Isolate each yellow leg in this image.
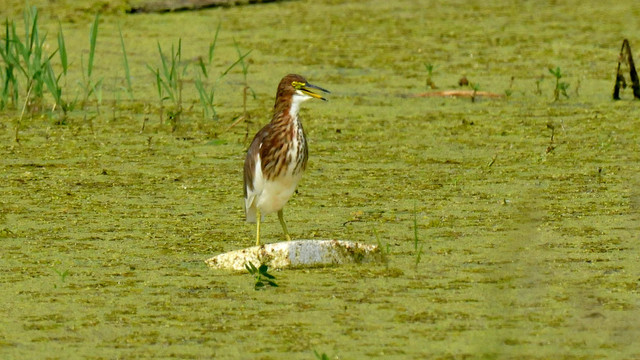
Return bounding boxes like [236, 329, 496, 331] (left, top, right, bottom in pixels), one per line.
[256, 209, 261, 246]
[278, 209, 292, 241]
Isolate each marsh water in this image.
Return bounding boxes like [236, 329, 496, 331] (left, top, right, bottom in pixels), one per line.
[1, 0, 640, 358]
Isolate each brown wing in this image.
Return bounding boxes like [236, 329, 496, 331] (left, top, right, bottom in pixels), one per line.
[243, 123, 270, 197]
[259, 112, 295, 181]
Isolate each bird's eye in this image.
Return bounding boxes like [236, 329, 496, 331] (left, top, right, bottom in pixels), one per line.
[291, 81, 304, 89]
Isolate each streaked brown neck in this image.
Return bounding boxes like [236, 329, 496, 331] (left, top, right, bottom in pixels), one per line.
[272, 95, 296, 125]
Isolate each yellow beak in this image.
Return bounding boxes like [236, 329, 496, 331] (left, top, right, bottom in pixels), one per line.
[301, 83, 330, 101]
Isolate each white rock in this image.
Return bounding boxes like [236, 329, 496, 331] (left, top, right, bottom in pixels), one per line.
[205, 240, 382, 271]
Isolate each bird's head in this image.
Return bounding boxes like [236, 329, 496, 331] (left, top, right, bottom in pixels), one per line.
[276, 74, 330, 104]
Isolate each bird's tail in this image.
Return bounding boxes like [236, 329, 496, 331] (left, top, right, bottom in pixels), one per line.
[245, 206, 257, 223]
[244, 196, 257, 223]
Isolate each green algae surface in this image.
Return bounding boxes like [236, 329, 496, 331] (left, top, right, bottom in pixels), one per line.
[1, 0, 640, 359]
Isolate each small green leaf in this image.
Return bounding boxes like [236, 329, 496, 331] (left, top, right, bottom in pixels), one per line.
[245, 261, 258, 274]
[261, 271, 276, 280]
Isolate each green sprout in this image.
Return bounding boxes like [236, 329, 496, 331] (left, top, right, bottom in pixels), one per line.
[245, 261, 278, 290]
[53, 268, 69, 288]
[424, 62, 437, 89]
[548, 66, 569, 101]
[471, 82, 480, 103]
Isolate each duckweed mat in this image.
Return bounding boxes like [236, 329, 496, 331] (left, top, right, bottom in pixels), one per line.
[1, 0, 640, 359]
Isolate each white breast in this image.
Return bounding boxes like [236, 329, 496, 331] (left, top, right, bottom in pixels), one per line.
[245, 93, 308, 221]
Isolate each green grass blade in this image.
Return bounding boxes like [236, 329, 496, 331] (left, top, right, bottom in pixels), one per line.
[195, 77, 211, 117]
[2, 19, 8, 55]
[57, 22, 67, 75]
[2, 22, 19, 106]
[413, 201, 418, 251]
[157, 42, 170, 81]
[93, 78, 103, 104]
[221, 49, 252, 76]
[415, 243, 424, 268]
[154, 69, 162, 99]
[261, 271, 276, 280]
[0, 65, 7, 109]
[198, 57, 208, 78]
[159, 77, 175, 102]
[168, 43, 176, 84]
[11, 21, 29, 78]
[0, 21, 11, 63]
[233, 39, 249, 74]
[146, 65, 163, 99]
[173, 39, 183, 82]
[1, 45, 18, 106]
[172, 40, 181, 84]
[177, 37, 182, 62]
[208, 22, 221, 64]
[32, 10, 39, 53]
[26, 7, 41, 89]
[44, 62, 61, 105]
[118, 24, 133, 99]
[23, 6, 33, 50]
[46, 47, 59, 64]
[87, 13, 99, 78]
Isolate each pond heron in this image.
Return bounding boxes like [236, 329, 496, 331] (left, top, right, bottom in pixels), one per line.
[243, 74, 330, 245]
